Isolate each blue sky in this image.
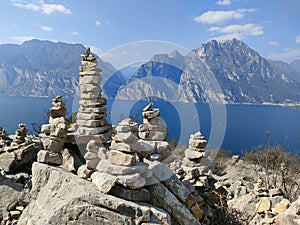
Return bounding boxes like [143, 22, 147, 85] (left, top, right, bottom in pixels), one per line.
[0, 0, 300, 63]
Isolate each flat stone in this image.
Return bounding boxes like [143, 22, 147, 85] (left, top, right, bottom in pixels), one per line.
[91, 171, 117, 194]
[50, 107, 66, 118]
[77, 126, 109, 136]
[81, 92, 101, 100]
[117, 173, 146, 189]
[132, 140, 156, 158]
[184, 149, 205, 160]
[75, 132, 111, 144]
[96, 160, 148, 175]
[109, 184, 150, 202]
[79, 75, 101, 85]
[256, 197, 271, 214]
[189, 139, 208, 149]
[80, 84, 101, 93]
[42, 138, 64, 153]
[116, 132, 138, 143]
[76, 112, 104, 120]
[273, 198, 290, 215]
[37, 150, 63, 165]
[138, 123, 167, 132]
[10, 210, 21, 220]
[269, 188, 284, 197]
[76, 119, 103, 127]
[109, 150, 136, 166]
[138, 131, 168, 141]
[79, 98, 107, 107]
[111, 142, 133, 153]
[84, 151, 98, 160]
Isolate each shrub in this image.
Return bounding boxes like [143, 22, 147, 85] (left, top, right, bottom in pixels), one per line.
[243, 145, 300, 201]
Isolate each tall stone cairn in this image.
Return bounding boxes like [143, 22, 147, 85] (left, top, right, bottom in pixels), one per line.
[137, 102, 171, 161]
[76, 47, 111, 144]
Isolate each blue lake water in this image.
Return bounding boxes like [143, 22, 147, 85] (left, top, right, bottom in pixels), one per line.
[0, 96, 299, 154]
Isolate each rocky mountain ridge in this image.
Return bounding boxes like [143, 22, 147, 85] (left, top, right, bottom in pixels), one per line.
[118, 39, 300, 104]
[0, 39, 126, 98]
[0, 39, 300, 105]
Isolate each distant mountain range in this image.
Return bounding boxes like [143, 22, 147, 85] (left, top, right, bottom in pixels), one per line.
[0, 39, 125, 98]
[0, 39, 300, 105]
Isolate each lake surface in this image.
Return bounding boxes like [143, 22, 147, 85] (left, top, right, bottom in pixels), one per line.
[0, 96, 299, 154]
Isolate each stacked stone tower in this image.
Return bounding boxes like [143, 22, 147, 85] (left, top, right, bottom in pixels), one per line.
[137, 102, 171, 161]
[178, 131, 210, 187]
[38, 96, 68, 165]
[76, 47, 111, 145]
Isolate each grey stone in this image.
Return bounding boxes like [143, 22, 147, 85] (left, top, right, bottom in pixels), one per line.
[109, 150, 136, 166]
[84, 151, 98, 160]
[86, 140, 104, 153]
[109, 184, 151, 202]
[91, 171, 117, 194]
[77, 164, 94, 179]
[146, 182, 201, 225]
[86, 157, 100, 170]
[132, 140, 156, 157]
[117, 173, 146, 189]
[111, 142, 133, 153]
[96, 159, 149, 175]
[0, 178, 23, 215]
[142, 109, 160, 120]
[37, 150, 63, 165]
[18, 162, 152, 225]
[184, 149, 205, 160]
[138, 131, 168, 141]
[146, 160, 175, 183]
[0, 143, 41, 173]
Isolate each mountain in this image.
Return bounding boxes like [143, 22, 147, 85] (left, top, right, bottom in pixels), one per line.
[0, 39, 126, 98]
[117, 39, 300, 104]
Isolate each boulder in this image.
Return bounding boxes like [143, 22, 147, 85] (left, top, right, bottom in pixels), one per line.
[18, 162, 170, 225]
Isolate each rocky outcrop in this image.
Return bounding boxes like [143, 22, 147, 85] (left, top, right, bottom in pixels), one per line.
[18, 162, 173, 225]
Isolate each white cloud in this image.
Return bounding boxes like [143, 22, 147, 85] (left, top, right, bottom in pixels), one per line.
[95, 19, 101, 26]
[209, 23, 263, 41]
[296, 34, 300, 44]
[216, 0, 231, 6]
[11, 0, 71, 15]
[71, 31, 80, 36]
[269, 41, 280, 46]
[41, 25, 53, 32]
[210, 33, 243, 42]
[268, 49, 300, 61]
[10, 35, 37, 44]
[194, 8, 256, 24]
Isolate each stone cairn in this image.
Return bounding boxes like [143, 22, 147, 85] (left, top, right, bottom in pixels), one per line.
[90, 118, 151, 192]
[176, 131, 210, 188]
[38, 96, 68, 165]
[75, 47, 112, 177]
[11, 124, 28, 147]
[0, 127, 12, 148]
[75, 47, 111, 143]
[137, 102, 171, 161]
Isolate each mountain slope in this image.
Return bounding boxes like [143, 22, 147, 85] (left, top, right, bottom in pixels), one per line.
[0, 39, 126, 98]
[117, 39, 300, 104]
